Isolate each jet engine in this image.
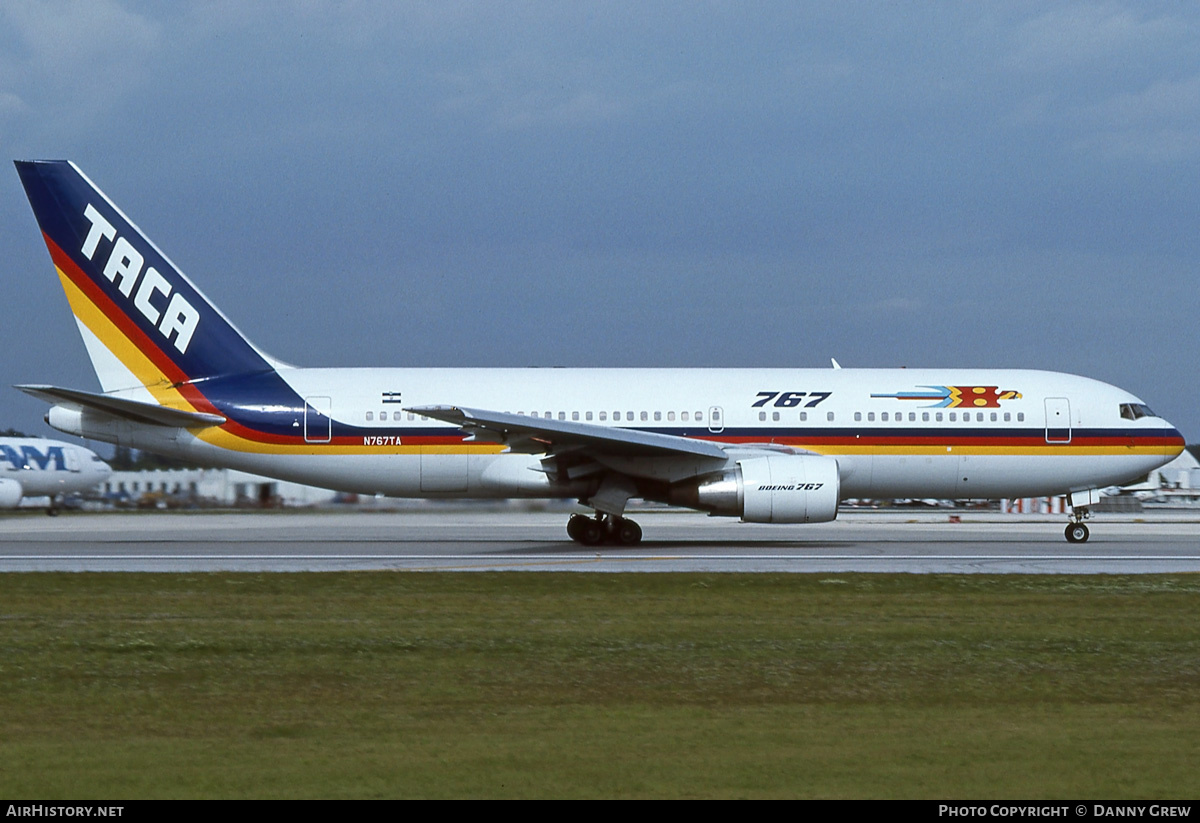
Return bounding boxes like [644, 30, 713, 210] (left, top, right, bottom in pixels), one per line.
[669, 454, 840, 523]
[0, 479, 24, 509]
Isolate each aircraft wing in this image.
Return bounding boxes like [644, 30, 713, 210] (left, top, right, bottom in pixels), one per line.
[408, 405, 727, 459]
[15, 384, 226, 428]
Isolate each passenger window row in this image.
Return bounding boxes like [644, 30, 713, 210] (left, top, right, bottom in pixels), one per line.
[365, 408, 1028, 425]
[852, 411, 1025, 423]
[363, 410, 711, 423]
[516, 410, 705, 422]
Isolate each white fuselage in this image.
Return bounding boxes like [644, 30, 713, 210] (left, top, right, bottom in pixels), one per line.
[60, 366, 1182, 505]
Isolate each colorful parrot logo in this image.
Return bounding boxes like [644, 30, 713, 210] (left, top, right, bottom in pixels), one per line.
[870, 386, 1022, 408]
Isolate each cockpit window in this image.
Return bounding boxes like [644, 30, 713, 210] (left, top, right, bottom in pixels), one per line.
[1119, 403, 1156, 420]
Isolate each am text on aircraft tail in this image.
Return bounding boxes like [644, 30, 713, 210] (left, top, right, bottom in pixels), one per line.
[14, 160, 282, 394]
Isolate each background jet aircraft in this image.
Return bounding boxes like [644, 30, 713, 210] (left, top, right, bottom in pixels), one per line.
[0, 436, 111, 514]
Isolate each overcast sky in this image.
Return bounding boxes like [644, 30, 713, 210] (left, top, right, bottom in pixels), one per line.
[2, 1, 1198, 442]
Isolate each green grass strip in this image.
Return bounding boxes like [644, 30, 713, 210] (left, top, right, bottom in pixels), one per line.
[0, 573, 1198, 798]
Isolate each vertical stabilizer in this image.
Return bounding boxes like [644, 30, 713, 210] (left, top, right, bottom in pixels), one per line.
[15, 160, 283, 393]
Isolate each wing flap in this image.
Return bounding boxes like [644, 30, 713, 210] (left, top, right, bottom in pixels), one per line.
[408, 405, 727, 460]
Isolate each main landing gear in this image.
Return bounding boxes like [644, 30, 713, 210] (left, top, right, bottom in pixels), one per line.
[1065, 506, 1091, 543]
[567, 513, 643, 546]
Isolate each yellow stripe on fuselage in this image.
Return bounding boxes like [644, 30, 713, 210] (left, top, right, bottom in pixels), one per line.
[189, 440, 1180, 458]
[54, 267, 1184, 460]
[807, 444, 1182, 457]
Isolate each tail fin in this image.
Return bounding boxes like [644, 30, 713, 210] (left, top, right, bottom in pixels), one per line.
[15, 161, 284, 394]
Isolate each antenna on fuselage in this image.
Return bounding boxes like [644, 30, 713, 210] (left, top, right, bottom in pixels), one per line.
[831, 358, 842, 369]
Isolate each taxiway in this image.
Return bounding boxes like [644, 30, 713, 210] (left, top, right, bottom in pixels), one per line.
[0, 509, 1197, 573]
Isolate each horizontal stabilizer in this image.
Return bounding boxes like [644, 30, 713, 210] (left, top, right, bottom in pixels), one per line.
[15, 384, 226, 428]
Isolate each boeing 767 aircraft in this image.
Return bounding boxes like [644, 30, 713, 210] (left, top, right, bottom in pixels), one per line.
[13, 160, 1185, 543]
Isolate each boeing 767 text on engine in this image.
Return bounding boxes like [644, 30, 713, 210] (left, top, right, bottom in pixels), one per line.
[13, 161, 1184, 543]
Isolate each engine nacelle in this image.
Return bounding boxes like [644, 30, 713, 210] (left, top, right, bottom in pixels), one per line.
[46, 405, 85, 438]
[0, 478, 25, 509]
[673, 454, 841, 523]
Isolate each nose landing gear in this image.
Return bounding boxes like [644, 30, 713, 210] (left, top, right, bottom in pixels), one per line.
[1065, 503, 1091, 543]
[567, 513, 643, 546]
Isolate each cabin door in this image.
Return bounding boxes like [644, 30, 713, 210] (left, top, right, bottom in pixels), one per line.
[305, 396, 332, 443]
[708, 406, 724, 434]
[1044, 398, 1071, 443]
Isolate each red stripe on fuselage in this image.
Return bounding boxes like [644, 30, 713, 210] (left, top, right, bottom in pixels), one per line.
[715, 433, 1183, 448]
[40, 233, 1187, 454]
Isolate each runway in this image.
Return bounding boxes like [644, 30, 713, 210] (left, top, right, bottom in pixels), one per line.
[1, 508, 1198, 572]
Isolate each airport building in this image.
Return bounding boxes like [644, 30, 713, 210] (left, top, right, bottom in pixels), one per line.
[100, 468, 339, 508]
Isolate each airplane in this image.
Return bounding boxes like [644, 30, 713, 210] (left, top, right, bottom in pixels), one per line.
[0, 435, 112, 514]
[12, 160, 1186, 544]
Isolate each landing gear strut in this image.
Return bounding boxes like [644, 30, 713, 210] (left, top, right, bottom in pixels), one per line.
[567, 513, 643, 546]
[1065, 506, 1091, 543]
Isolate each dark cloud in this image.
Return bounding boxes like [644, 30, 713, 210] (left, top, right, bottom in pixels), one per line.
[2, 2, 1197, 439]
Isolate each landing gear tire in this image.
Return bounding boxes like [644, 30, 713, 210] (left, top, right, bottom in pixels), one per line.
[577, 519, 605, 546]
[1065, 522, 1090, 543]
[613, 517, 642, 546]
[566, 514, 590, 542]
[568, 514, 642, 546]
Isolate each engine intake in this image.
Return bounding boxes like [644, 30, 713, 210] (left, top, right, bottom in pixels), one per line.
[0, 478, 24, 509]
[671, 454, 840, 523]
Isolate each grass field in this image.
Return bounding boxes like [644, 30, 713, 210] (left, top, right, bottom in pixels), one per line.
[1, 572, 1198, 798]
